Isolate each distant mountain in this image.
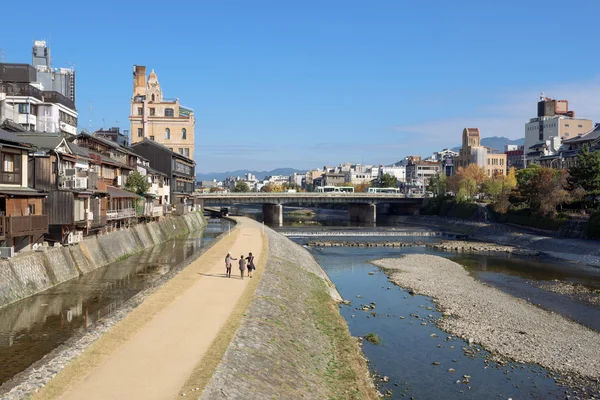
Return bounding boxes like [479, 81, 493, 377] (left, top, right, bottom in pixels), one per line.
[451, 136, 525, 153]
[196, 168, 304, 182]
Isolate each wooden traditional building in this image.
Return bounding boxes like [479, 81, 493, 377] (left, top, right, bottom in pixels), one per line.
[130, 138, 195, 209]
[18, 133, 107, 243]
[0, 129, 49, 252]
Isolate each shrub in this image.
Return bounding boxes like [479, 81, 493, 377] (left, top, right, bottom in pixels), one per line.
[585, 210, 600, 239]
[364, 332, 381, 345]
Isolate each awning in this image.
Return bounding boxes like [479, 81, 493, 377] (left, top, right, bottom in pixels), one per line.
[107, 186, 139, 198]
[0, 188, 48, 198]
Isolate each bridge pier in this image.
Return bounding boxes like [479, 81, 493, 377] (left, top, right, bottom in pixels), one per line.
[348, 203, 376, 224]
[262, 203, 283, 226]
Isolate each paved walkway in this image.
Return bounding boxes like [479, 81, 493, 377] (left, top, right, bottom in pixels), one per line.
[34, 218, 265, 400]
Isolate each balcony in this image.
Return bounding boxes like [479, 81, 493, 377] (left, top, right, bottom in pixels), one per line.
[106, 208, 136, 220]
[0, 215, 49, 239]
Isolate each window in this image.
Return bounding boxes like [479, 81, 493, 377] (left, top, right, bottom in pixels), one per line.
[178, 148, 184, 155]
[28, 204, 35, 215]
[578, 124, 583, 128]
[137, 107, 143, 116]
[150, 135, 155, 141]
[165, 108, 174, 117]
[182, 128, 187, 139]
[150, 108, 155, 116]
[565, 124, 569, 127]
[1, 152, 22, 184]
[165, 128, 170, 139]
[151, 94, 155, 102]
[184, 148, 190, 157]
[18, 104, 29, 114]
[137, 128, 143, 137]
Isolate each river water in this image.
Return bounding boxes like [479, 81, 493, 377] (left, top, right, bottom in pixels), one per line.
[0, 218, 226, 386]
[283, 227, 600, 399]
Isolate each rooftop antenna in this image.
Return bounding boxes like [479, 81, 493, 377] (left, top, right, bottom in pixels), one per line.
[0, 49, 6, 63]
[540, 92, 545, 101]
[89, 100, 93, 132]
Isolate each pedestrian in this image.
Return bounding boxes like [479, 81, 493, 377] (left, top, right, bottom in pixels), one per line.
[225, 252, 237, 278]
[246, 252, 255, 278]
[238, 255, 247, 280]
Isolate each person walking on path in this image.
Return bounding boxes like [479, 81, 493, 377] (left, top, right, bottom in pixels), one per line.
[225, 252, 237, 278]
[246, 252, 255, 278]
[238, 255, 247, 280]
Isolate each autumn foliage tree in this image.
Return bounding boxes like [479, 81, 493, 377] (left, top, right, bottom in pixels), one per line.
[517, 166, 571, 217]
[447, 164, 486, 201]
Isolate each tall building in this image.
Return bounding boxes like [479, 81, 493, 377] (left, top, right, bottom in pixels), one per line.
[129, 66, 195, 160]
[0, 41, 78, 135]
[524, 96, 592, 157]
[456, 128, 507, 176]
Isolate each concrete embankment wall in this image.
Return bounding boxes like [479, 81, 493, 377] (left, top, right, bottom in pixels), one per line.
[200, 226, 376, 399]
[0, 213, 205, 309]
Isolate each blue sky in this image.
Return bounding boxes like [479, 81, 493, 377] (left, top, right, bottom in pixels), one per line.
[3, 0, 600, 173]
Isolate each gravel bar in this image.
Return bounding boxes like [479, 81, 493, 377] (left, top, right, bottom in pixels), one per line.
[373, 254, 600, 379]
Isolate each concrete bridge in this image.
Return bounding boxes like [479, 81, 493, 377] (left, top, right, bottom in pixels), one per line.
[194, 193, 427, 225]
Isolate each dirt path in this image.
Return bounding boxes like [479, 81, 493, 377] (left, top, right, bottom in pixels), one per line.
[33, 217, 265, 400]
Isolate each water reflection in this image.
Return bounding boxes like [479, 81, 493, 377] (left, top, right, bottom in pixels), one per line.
[0, 218, 225, 385]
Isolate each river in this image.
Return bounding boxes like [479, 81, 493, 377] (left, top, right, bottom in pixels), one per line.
[285, 227, 600, 399]
[0, 218, 226, 386]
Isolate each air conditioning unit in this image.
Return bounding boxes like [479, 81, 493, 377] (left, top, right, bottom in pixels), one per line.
[0, 247, 15, 259]
[66, 232, 74, 245]
[73, 231, 84, 243]
[74, 177, 87, 189]
[65, 168, 76, 176]
[65, 180, 75, 189]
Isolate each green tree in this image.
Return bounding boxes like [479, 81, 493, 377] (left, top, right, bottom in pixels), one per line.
[568, 145, 600, 204]
[376, 173, 397, 188]
[427, 174, 446, 197]
[125, 171, 151, 195]
[232, 181, 250, 192]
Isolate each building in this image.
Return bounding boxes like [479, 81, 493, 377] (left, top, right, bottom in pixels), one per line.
[524, 96, 592, 160]
[93, 127, 129, 147]
[405, 156, 441, 192]
[19, 132, 107, 241]
[456, 128, 507, 177]
[377, 165, 406, 183]
[0, 129, 49, 251]
[540, 124, 600, 170]
[129, 66, 195, 160]
[505, 145, 524, 170]
[130, 138, 196, 207]
[0, 41, 78, 136]
[31, 41, 76, 103]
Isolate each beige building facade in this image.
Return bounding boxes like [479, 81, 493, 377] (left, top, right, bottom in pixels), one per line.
[456, 128, 507, 177]
[129, 66, 195, 159]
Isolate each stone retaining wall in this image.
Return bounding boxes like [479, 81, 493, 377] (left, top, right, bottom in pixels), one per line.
[0, 213, 205, 309]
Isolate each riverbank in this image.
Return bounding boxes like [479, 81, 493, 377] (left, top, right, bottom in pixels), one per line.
[199, 225, 377, 400]
[0, 213, 205, 309]
[390, 215, 600, 267]
[373, 254, 600, 395]
[0, 218, 222, 399]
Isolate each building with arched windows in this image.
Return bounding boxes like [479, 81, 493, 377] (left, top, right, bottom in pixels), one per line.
[129, 65, 195, 160]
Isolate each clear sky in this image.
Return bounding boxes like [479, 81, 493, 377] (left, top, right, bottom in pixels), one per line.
[3, 0, 600, 173]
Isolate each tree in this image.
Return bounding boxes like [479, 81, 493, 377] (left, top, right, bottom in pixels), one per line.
[232, 181, 250, 192]
[427, 174, 446, 197]
[354, 182, 371, 193]
[125, 171, 151, 195]
[376, 173, 397, 188]
[450, 165, 486, 201]
[519, 167, 571, 217]
[568, 145, 600, 206]
[209, 186, 224, 193]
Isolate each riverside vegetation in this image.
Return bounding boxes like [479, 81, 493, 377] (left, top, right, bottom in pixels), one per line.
[425, 146, 600, 237]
